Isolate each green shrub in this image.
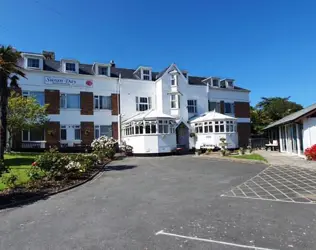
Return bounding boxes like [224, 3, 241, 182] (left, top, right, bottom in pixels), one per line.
[34, 148, 70, 178]
[2, 174, 18, 189]
[91, 136, 117, 162]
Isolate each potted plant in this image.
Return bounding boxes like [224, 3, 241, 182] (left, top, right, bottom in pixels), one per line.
[219, 137, 228, 157]
[247, 145, 253, 154]
[239, 147, 245, 155]
[84, 129, 90, 135]
[47, 129, 55, 136]
[189, 132, 196, 138]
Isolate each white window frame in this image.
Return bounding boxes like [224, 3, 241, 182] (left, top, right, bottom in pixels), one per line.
[142, 69, 152, 80]
[226, 80, 234, 88]
[60, 93, 80, 109]
[27, 58, 40, 69]
[94, 95, 112, 110]
[171, 74, 177, 86]
[94, 125, 112, 138]
[98, 66, 109, 76]
[22, 91, 45, 106]
[136, 96, 152, 111]
[60, 125, 67, 141]
[212, 79, 219, 88]
[170, 94, 180, 109]
[187, 100, 197, 113]
[60, 125, 81, 141]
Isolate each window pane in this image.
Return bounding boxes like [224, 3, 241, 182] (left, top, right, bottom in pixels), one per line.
[225, 103, 232, 113]
[158, 125, 163, 133]
[139, 104, 148, 111]
[220, 125, 225, 132]
[75, 128, 81, 140]
[99, 67, 108, 75]
[209, 102, 216, 111]
[27, 58, 39, 68]
[151, 124, 156, 133]
[100, 96, 111, 109]
[67, 94, 80, 108]
[94, 96, 99, 109]
[145, 125, 150, 134]
[61, 129, 67, 140]
[60, 94, 66, 108]
[213, 80, 219, 87]
[95, 127, 100, 139]
[143, 75, 150, 80]
[215, 125, 219, 132]
[140, 97, 147, 103]
[205, 126, 209, 133]
[30, 128, 44, 141]
[100, 125, 112, 137]
[30, 91, 44, 106]
[66, 63, 76, 71]
[22, 130, 28, 141]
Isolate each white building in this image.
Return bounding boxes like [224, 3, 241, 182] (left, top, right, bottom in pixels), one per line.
[265, 103, 316, 157]
[12, 50, 251, 154]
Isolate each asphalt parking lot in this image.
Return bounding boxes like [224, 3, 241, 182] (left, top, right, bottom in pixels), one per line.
[1, 156, 316, 250]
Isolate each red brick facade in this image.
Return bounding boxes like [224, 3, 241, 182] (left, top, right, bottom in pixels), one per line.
[80, 92, 94, 115]
[45, 121, 60, 148]
[45, 89, 60, 114]
[111, 94, 120, 115]
[112, 122, 118, 139]
[80, 122, 94, 146]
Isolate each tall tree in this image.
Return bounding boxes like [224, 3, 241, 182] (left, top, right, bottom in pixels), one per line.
[251, 97, 303, 135]
[7, 93, 49, 151]
[256, 97, 303, 121]
[0, 46, 25, 161]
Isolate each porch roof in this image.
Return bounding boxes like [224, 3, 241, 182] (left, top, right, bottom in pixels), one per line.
[189, 110, 237, 123]
[122, 109, 175, 123]
[265, 103, 316, 130]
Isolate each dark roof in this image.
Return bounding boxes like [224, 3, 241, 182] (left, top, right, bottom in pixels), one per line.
[42, 59, 248, 90]
[265, 103, 316, 129]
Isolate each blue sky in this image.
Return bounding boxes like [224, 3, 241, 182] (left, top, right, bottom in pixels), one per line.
[1, 0, 315, 107]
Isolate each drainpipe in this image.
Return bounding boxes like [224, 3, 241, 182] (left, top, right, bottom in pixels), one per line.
[117, 73, 121, 144]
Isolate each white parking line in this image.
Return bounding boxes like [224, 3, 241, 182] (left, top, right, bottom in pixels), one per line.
[156, 230, 278, 250]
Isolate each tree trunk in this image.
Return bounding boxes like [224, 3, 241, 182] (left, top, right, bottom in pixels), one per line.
[0, 73, 8, 160]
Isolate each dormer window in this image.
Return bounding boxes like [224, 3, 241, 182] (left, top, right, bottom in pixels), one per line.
[27, 58, 40, 69]
[98, 66, 109, 76]
[142, 69, 151, 80]
[220, 80, 226, 88]
[212, 79, 219, 87]
[66, 62, 76, 72]
[227, 80, 234, 88]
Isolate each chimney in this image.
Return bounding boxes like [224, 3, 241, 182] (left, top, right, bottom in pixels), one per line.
[43, 51, 55, 60]
[110, 60, 115, 68]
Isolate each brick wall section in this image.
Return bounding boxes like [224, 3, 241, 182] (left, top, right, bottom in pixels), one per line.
[234, 102, 250, 118]
[80, 92, 94, 115]
[81, 122, 94, 146]
[111, 94, 120, 115]
[220, 101, 225, 114]
[237, 123, 251, 147]
[45, 89, 60, 114]
[45, 121, 60, 148]
[112, 122, 118, 139]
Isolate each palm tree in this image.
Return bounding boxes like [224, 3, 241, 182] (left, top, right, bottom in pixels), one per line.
[0, 46, 25, 160]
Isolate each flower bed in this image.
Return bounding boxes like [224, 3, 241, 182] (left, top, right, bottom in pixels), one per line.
[0, 136, 118, 209]
[305, 144, 316, 161]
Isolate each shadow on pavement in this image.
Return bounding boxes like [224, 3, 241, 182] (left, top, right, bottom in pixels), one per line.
[104, 165, 137, 171]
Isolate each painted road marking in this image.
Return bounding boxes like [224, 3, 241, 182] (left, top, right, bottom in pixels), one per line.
[156, 230, 278, 250]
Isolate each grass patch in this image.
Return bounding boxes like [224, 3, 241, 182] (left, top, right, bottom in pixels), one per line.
[0, 153, 39, 191]
[230, 153, 267, 162]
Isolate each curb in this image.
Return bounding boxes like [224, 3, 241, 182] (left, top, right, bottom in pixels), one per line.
[195, 155, 269, 165]
[0, 160, 111, 211]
